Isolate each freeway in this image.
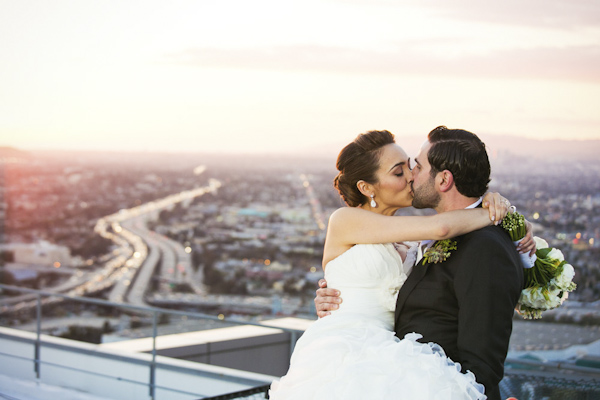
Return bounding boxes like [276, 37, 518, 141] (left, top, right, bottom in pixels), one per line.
[102, 178, 220, 305]
[0, 177, 221, 315]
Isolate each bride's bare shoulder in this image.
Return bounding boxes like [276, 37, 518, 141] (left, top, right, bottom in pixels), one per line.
[329, 207, 380, 231]
[327, 207, 355, 231]
[329, 207, 368, 221]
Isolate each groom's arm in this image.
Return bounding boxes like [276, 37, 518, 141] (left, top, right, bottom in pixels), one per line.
[314, 279, 342, 317]
[454, 228, 523, 394]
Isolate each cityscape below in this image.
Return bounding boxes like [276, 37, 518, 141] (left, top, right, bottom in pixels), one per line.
[0, 144, 600, 398]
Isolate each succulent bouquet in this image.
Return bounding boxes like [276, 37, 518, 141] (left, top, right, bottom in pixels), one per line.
[502, 211, 577, 319]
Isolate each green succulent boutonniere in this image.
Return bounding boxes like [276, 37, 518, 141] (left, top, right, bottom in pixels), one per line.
[423, 239, 458, 264]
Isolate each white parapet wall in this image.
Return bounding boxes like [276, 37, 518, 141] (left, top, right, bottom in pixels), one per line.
[0, 326, 277, 400]
[100, 317, 315, 377]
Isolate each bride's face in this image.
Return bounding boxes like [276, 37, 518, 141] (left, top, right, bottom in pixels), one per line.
[371, 144, 413, 210]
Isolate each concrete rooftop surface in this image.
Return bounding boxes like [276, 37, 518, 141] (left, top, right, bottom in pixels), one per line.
[0, 373, 110, 400]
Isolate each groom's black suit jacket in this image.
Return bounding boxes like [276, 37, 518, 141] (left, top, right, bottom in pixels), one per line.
[394, 224, 523, 400]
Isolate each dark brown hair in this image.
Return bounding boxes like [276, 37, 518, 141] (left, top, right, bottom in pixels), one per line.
[427, 126, 490, 197]
[334, 130, 395, 207]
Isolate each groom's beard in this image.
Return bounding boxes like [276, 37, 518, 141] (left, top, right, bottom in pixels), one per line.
[411, 176, 440, 210]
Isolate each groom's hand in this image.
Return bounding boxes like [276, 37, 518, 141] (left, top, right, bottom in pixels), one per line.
[314, 279, 342, 318]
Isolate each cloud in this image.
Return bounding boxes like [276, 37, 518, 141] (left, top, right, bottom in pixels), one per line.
[430, 45, 600, 82]
[428, 0, 600, 29]
[165, 43, 600, 82]
[331, 0, 600, 29]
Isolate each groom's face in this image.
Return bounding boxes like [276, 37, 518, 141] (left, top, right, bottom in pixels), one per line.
[411, 141, 440, 210]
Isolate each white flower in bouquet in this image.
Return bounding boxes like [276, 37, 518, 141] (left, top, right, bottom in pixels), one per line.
[533, 236, 549, 249]
[520, 287, 561, 309]
[546, 288, 563, 309]
[520, 288, 546, 308]
[547, 247, 565, 263]
[551, 263, 576, 291]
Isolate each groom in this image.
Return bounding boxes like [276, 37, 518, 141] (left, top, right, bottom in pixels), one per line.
[315, 126, 523, 400]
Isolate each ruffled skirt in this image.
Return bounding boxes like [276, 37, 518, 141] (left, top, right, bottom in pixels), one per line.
[269, 313, 486, 400]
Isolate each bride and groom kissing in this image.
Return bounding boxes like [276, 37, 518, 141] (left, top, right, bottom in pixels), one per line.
[269, 126, 533, 399]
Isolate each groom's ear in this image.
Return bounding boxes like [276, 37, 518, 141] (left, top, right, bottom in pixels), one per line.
[437, 170, 455, 193]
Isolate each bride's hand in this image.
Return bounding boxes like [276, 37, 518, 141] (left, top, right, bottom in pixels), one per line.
[315, 279, 342, 318]
[482, 192, 510, 225]
[517, 219, 536, 256]
[483, 193, 536, 255]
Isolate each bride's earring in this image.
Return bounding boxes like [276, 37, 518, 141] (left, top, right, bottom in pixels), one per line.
[370, 194, 377, 208]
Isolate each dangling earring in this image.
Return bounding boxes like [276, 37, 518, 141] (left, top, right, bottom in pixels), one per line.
[370, 194, 377, 208]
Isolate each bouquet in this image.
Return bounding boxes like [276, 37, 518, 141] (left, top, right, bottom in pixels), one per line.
[516, 237, 577, 319]
[501, 211, 536, 268]
[502, 211, 577, 319]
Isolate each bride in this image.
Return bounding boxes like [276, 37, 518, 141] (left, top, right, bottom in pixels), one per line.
[269, 130, 526, 400]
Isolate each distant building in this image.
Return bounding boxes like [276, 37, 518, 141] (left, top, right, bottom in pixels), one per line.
[0, 241, 72, 268]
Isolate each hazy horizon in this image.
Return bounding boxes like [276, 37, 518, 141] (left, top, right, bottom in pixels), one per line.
[4, 132, 599, 165]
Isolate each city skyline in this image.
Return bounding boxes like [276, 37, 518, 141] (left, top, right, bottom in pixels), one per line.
[1, 0, 599, 154]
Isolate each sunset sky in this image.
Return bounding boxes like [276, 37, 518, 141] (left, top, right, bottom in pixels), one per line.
[1, 0, 599, 155]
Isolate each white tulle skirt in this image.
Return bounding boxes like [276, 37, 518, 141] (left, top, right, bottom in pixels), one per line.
[269, 312, 486, 400]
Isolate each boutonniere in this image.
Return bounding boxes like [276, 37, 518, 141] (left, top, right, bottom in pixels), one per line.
[423, 239, 457, 264]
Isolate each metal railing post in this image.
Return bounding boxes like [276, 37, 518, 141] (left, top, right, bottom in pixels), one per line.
[150, 310, 158, 399]
[34, 293, 42, 379]
[207, 341, 211, 365]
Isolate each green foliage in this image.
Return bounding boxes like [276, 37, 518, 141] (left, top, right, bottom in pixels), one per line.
[501, 211, 527, 241]
[423, 239, 457, 264]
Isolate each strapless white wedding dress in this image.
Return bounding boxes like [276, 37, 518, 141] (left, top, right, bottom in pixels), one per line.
[269, 243, 486, 400]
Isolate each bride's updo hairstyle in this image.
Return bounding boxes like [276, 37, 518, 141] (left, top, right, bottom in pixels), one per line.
[334, 130, 395, 207]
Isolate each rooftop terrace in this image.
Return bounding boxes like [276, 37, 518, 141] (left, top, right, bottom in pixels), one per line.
[2, 285, 600, 400]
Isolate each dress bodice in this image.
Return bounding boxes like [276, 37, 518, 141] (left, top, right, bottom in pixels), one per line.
[324, 243, 409, 319]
